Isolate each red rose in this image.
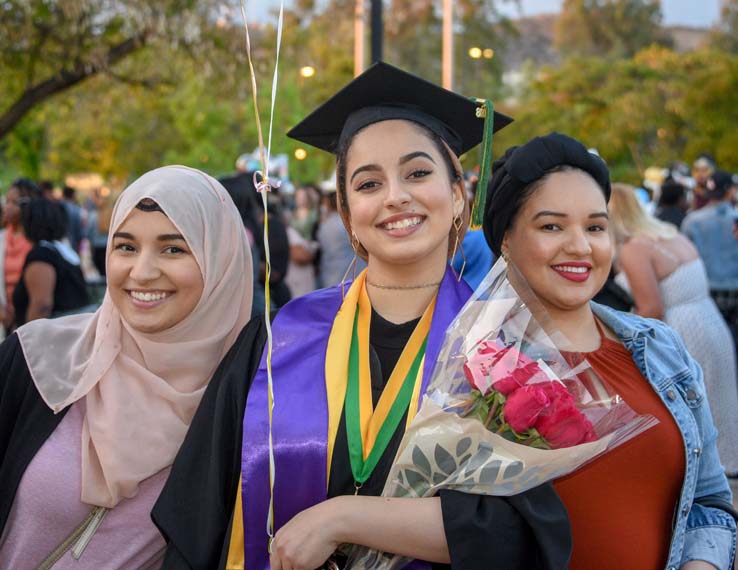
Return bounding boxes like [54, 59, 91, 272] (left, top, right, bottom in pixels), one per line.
[538, 381, 575, 407]
[503, 385, 550, 432]
[510, 360, 544, 386]
[535, 399, 597, 449]
[464, 339, 547, 396]
[492, 375, 525, 396]
[463, 341, 512, 394]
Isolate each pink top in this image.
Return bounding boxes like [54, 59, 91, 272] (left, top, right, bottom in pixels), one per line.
[0, 401, 170, 569]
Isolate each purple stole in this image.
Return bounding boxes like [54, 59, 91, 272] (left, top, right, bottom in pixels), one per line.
[242, 268, 472, 569]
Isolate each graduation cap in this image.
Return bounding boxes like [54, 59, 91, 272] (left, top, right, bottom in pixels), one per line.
[287, 62, 513, 227]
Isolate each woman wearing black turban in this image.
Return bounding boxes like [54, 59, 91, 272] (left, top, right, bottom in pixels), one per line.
[482, 132, 737, 570]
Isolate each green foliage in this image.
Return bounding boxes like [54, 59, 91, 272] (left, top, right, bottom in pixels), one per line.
[709, 0, 738, 54]
[555, 0, 672, 59]
[500, 47, 738, 183]
[1, 0, 736, 193]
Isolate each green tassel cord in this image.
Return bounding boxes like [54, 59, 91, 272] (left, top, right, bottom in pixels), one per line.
[470, 98, 494, 230]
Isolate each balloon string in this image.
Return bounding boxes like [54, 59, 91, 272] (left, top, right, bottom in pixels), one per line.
[239, 0, 285, 550]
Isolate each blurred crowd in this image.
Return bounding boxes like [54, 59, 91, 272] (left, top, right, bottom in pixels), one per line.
[2, 152, 737, 350]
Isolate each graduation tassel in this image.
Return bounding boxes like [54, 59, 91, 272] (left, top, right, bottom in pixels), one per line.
[470, 98, 494, 230]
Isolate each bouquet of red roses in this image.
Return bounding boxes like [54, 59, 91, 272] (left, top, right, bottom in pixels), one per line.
[345, 259, 658, 569]
[462, 339, 597, 450]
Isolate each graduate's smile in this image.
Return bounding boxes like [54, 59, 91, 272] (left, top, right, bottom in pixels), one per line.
[377, 213, 426, 237]
[108, 206, 203, 334]
[126, 289, 175, 309]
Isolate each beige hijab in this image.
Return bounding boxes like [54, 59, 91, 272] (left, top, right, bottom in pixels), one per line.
[17, 166, 253, 508]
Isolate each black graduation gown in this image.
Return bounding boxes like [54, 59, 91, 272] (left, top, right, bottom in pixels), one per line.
[152, 315, 572, 570]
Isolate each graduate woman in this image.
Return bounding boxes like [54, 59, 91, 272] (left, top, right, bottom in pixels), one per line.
[153, 64, 572, 570]
[481, 133, 737, 570]
[0, 166, 252, 568]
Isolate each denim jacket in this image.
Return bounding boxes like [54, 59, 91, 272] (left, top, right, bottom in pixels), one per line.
[593, 302, 737, 569]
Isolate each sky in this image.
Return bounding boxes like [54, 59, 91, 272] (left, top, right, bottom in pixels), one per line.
[252, 0, 721, 28]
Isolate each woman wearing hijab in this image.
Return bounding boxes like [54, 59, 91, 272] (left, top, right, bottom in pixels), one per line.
[0, 166, 252, 569]
[153, 63, 571, 570]
[482, 132, 736, 570]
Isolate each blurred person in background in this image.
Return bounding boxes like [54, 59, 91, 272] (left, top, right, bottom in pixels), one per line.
[222, 153, 292, 311]
[256, 189, 291, 309]
[683, 170, 738, 351]
[1, 178, 37, 330]
[682, 170, 738, 290]
[691, 154, 716, 211]
[654, 177, 689, 229]
[38, 180, 55, 201]
[285, 224, 318, 299]
[609, 182, 738, 475]
[316, 180, 366, 287]
[12, 197, 90, 326]
[86, 189, 113, 277]
[219, 170, 264, 316]
[290, 185, 320, 241]
[451, 177, 494, 290]
[61, 185, 84, 253]
[637, 166, 667, 216]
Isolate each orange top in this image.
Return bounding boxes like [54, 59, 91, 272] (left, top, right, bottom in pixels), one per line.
[554, 323, 685, 570]
[4, 226, 32, 307]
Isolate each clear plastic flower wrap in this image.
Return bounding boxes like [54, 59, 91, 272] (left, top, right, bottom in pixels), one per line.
[344, 259, 659, 569]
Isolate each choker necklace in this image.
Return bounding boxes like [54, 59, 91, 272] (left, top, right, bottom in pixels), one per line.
[366, 279, 442, 290]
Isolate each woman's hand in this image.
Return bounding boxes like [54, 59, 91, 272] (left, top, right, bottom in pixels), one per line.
[270, 495, 449, 569]
[269, 498, 343, 570]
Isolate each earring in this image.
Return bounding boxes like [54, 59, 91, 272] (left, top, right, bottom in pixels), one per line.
[501, 248, 510, 264]
[341, 233, 360, 299]
[451, 215, 466, 283]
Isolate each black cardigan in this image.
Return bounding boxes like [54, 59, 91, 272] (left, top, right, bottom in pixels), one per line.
[0, 334, 70, 532]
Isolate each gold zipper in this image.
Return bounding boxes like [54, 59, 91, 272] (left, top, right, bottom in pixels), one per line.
[37, 506, 108, 569]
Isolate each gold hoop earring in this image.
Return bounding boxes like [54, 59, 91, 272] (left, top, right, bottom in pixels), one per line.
[341, 233, 360, 299]
[451, 215, 466, 283]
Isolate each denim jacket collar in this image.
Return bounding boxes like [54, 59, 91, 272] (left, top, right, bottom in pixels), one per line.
[590, 301, 656, 342]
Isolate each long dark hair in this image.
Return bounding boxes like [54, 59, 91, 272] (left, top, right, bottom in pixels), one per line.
[21, 197, 67, 244]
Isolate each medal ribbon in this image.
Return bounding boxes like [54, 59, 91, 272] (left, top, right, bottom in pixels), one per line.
[346, 281, 436, 486]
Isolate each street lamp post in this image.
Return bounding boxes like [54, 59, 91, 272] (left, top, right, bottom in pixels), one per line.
[354, 0, 365, 76]
[442, 0, 453, 89]
[370, 0, 382, 64]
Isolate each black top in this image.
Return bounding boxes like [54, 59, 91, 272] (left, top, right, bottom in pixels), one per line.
[152, 315, 572, 570]
[12, 243, 89, 326]
[655, 206, 687, 230]
[328, 309, 421, 499]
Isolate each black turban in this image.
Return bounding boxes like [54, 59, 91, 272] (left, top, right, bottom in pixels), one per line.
[482, 132, 611, 256]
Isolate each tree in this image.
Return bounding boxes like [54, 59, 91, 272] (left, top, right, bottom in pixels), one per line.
[383, 0, 514, 95]
[709, 0, 738, 54]
[499, 47, 738, 182]
[0, 0, 226, 141]
[554, 0, 672, 59]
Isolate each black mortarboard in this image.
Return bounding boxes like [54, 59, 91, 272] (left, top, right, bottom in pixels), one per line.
[287, 62, 511, 156]
[287, 61, 513, 227]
